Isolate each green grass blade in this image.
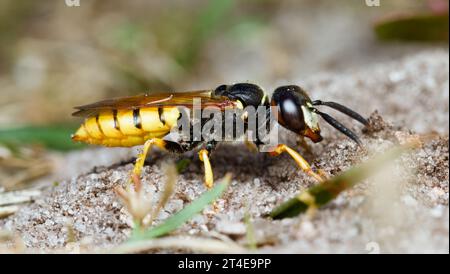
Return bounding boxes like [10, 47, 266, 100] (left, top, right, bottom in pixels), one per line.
[131, 174, 230, 240]
[270, 145, 413, 219]
[0, 124, 84, 151]
[374, 13, 449, 41]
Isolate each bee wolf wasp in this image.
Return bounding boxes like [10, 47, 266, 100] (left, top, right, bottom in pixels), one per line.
[72, 83, 368, 188]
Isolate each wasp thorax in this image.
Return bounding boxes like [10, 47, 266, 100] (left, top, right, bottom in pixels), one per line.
[213, 83, 266, 108]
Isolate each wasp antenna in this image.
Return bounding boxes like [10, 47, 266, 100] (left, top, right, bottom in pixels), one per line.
[315, 110, 363, 146]
[312, 100, 368, 126]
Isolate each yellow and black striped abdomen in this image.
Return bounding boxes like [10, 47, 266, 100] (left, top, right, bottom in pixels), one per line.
[72, 107, 180, 147]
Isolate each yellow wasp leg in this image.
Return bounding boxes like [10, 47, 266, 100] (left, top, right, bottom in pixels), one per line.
[132, 138, 167, 181]
[269, 144, 325, 183]
[297, 137, 328, 179]
[198, 149, 214, 189]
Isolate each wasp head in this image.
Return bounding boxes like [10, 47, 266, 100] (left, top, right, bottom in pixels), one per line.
[271, 85, 323, 143]
[271, 85, 368, 146]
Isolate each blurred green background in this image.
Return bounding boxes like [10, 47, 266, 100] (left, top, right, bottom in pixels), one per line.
[0, 0, 447, 150]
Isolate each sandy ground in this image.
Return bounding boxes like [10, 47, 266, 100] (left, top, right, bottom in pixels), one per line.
[1, 49, 448, 253]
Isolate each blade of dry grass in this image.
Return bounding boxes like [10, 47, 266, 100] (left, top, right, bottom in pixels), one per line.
[149, 162, 177, 225]
[0, 189, 41, 206]
[0, 205, 19, 219]
[244, 209, 257, 250]
[110, 236, 245, 254]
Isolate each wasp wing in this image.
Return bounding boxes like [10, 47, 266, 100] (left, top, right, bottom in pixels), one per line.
[72, 91, 238, 117]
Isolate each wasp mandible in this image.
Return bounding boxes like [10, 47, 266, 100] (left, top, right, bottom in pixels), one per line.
[72, 83, 368, 188]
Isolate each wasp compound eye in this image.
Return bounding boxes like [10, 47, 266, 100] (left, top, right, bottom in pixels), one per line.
[271, 85, 322, 142]
[272, 91, 305, 132]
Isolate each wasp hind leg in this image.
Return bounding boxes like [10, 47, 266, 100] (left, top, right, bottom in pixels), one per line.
[268, 144, 325, 183]
[130, 138, 167, 185]
[130, 138, 198, 185]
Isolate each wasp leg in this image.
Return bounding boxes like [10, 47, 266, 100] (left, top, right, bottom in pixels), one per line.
[198, 149, 214, 189]
[132, 138, 200, 182]
[296, 137, 328, 179]
[269, 144, 324, 183]
[198, 146, 220, 212]
[132, 138, 167, 181]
